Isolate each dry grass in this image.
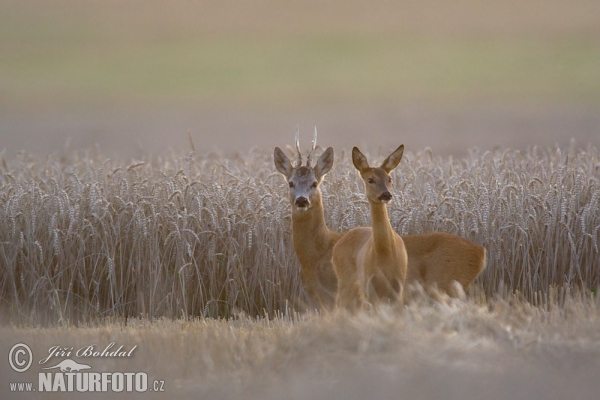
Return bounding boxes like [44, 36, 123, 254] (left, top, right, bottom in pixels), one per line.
[1, 143, 599, 325]
[1, 289, 599, 399]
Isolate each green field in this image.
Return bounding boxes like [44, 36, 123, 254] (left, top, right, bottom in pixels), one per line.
[5, 36, 600, 107]
[2, 0, 600, 109]
[2, 1, 600, 157]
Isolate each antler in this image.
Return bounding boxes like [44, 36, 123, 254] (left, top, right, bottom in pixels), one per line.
[294, 126, 303, 167]
[306, 126, 317, 167]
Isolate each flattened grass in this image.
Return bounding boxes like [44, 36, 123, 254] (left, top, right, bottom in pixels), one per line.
[1, 289, 599, 399]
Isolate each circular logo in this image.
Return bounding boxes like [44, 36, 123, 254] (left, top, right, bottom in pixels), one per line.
[8, 343, 33, 373]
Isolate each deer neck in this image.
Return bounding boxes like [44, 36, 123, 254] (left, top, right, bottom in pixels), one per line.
[291, 194, 334, 263]
[369, 201, 395, 254]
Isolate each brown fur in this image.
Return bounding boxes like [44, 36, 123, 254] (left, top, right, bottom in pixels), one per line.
[403, 233, 486, 297]
[274, 145, 340, 310]
[333, 146, 408, 310]
[291, 195, 342, 309]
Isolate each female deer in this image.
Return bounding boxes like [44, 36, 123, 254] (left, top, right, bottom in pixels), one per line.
[333, 145, 407, 310]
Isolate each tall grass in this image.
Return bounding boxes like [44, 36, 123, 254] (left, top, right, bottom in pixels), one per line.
[1, 144, 599, 325]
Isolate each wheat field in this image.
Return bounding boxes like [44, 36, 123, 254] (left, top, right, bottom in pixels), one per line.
[1, 144, 600, 324]
[1, 144, 600, 398]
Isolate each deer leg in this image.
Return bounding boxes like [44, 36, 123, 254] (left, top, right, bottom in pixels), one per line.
[300, 267, 326, 311]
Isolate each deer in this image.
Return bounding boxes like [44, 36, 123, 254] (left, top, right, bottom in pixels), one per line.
[332, 145, 408, 310]
[273, 128, 341, 310]
[274, 134, 486, 310]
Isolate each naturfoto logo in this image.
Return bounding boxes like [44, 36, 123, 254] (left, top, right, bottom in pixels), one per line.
[8, 342, 165, 394]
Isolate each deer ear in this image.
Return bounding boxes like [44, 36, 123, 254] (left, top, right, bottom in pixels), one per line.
[380, 145, 404, 173]
[352, 147, 369, 172]
[314, 147, 334, 180]
[274, 147, 293, 179]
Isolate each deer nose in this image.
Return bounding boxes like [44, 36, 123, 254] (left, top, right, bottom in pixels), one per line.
[379, 192, 392, 203]
[295, 197, 310, 208]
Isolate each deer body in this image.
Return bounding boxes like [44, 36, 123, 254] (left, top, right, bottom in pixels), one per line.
[333, 146, 408, 309]
[403, 232, 486, 297]
[290, 191, 342, 309]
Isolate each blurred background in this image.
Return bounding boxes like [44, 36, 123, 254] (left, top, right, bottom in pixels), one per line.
[1, 0, 599, 158]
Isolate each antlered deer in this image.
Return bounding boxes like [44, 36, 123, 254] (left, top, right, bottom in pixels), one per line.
[274, 129, 340, 310]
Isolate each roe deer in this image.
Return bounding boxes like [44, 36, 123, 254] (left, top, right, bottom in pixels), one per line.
[274, 129, 341, 310]
[275, 136, 486, 309]
[333, 145, 408, 310]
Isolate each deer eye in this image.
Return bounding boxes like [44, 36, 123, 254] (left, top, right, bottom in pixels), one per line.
[289, 182, 294, 188]
[311, 182, 318, 188]
[367, 178, 375, 184]
[388, 177, 392, 183]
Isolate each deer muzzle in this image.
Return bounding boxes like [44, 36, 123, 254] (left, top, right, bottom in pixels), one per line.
[295, 196, 310, 209]
[378, 192, 392, 203]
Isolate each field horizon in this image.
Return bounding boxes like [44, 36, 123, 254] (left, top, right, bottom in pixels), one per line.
[2, 0, 600, 158]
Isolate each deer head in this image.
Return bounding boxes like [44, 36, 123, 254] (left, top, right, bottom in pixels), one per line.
[274, 128, 334, 211]
[352, 145, 404, 204]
